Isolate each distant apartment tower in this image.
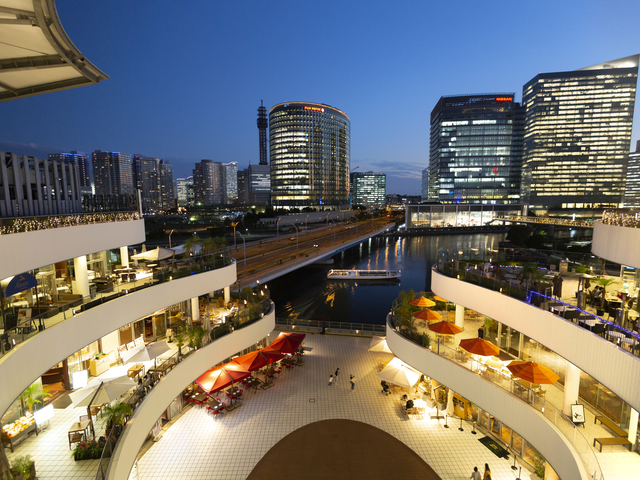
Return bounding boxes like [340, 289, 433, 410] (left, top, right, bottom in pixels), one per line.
[269, 102, 350, 208]
[176, 176, 194, 207]
[428, 94, 524, 205]
[160, 161, 174, 210]
[257, 100, 268, 166]
[351, 171, 386, 207]
[132, 155, 174, 212]
[193, 159, 223, 205]
[237, 170, 247, 204]
[49, 151, 92, 195]
[247, 164, 270, 205]
[625, 141, 640, 208]
[91, 150, 133, 196]
[222, 162, 238, 204]
[421, 167, 429, 203]
[522, 55, 639, 213]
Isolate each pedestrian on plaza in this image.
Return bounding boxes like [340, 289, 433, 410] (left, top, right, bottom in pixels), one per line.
[328, 374, 333, 386]
[334, 367, 340, 384]
[470, 466, 481, 480]
[483, 463, 491, 480]
[350, 374, 355, 391]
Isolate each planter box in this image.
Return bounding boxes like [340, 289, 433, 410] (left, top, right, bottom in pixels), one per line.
[437, 402, 446, 411]
[425, 398, 436, 409]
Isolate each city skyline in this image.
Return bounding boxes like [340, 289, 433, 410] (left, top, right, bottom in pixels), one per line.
[0, 1, 638, 194]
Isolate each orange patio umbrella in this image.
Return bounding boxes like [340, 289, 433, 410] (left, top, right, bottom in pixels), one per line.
[433, 295, 448, 302]
[507, 361, 559, 384]
[410, 296, 436, 307]
[195, 364, 251, 394]
[413, 309, 442, 322]
[230, 350, 269, 372]
[270, 333, 303, 354]
[429, 321, 463, 335]
[260, 346, 285, 363]
[278, 332, 306, 342]
[459, 338, 500, 357]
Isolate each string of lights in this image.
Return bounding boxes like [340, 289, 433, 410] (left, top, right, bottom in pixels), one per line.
[601, 210, 640, 229]
[0, 212, 140, 235]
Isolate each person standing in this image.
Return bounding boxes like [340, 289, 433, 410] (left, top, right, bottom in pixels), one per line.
[334, 368, 340, 384]
[470, 467, 481, 480]
[350, 374, 355, 391]
[483, 463, 491, 480]
[328, 374, 333, 386]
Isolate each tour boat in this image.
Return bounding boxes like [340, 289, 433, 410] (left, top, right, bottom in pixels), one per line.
[327, 269, 401, 280]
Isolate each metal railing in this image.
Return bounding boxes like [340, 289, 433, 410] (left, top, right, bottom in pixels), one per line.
[94, 296, 273, 480]
[275, 317, 385, 335]
[601, 210, 640, 229]
[0, 211, 140, 235]
[0, 251, 233, 359]
[388, 303, 604, 480]
[435, 251, 640, 359]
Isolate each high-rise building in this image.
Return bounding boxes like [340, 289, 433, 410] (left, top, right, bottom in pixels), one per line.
[625, 141, 640, 208]
[247, 164, 270, 205]
[269, 102, 350, 208]
[428, 94, 524, 204]
[222, 162, 238, 204]
[92, 150, 133, 196]
[193, 160, 223, 205]
[159, 161, 174, 210]
[176, 176, 194, 207]
[521, 55, 639, 213]
[257, 100, 268, 166]
[237, 170, 247, 205]
[351, 171, 386, 207]
[49, 151, 92, 195]
[132, 155, 174, 213]
[421, 167, 429, 203]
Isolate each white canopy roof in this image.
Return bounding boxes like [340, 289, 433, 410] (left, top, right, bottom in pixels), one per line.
[376, 357, 421, 390]
[368, 336, 393, 353]
[131, 247, 174, 262]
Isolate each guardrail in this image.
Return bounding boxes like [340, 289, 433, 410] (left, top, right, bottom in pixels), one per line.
[388, 300, 604, 480]
[0, 211, 140, 235]
[276, 317, 385, 335]
[0, 251, 233, 359]
[94, 295, 272, 480]
[435, 251, 640, 359]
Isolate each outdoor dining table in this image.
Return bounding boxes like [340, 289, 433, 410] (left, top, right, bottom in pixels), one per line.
[127, 363, 145, 381]
[225, 387, 242, 404]
[244, 377, 263, 391]
[281, 358, 295, 368]
[68, 420, 92, 448]
[191, 393, 208, 403]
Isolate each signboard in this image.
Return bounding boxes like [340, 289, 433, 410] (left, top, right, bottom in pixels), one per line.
[17, 308, 32, 329]
[5, 273, 37, 297]
[571, 404, 585, 426]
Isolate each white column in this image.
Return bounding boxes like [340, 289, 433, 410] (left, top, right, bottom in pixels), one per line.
[191, 297, 199, 322]
[73, 256, 90, 298]
[562, 361, 581, 416]
[628, 408, 639, 444]
[455, 304, 464, 330]
[120, 246, 129, 269]
[223, 286, 230, 304]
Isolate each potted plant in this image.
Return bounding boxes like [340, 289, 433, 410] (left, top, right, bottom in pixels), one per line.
[19, 381, 51, 415]
[531, 451, 546, 479]
[436, 388, 447, 411]
[71, 439, 107, 461]
[99, 402, 133, 438]
[425, 393, 436, 409]
[593, 277, 617, 309]
[10, 454, 36, 480]
[174, 328, 185, 357]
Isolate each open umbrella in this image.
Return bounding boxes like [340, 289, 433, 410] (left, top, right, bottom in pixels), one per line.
[368, 336, 393, 353]
[122, 341, 171, 365]
[433, 295, 448, 302]
[69, 375, 136, 407]
[131, 247, 174, 262]
[195, 364, 251, 394]
[260, 346, 285, 363]
[459, 338, 500, 357]
[507, 361, 560, 384]
[410, 296, 436, 307]
[428, 321, 463, 335]
[413, 309, 442, 322]
[278, 331, 306, 342]
[270, 334, 302, 354]
[376, 357, 421, 389]
[231, 350, 269, 371]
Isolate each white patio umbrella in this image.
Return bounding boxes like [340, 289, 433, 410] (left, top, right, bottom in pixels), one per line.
[122, 341, 171, 365]
[131, 247, 174, 262]
[368, 336, 393, 353]
[446, 389, 455, 416]
[376, 357, 421, 389]
[69, 375, 136, 407]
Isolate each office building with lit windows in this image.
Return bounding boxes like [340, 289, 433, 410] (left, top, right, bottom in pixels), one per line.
[351, 171, 386, 207]
[193, 159, 223, 206]
[49, 151, 92, 195]
[222, 162, 238, 204]
[625, 140, 640, 208]
[521, 55, 639, 214]
[247, 164, 270, 205]
[269, 102, 350, 208]
[427, 94, 524, 205]
[133, 155, 174, 213]
[92, 150, 134, 196]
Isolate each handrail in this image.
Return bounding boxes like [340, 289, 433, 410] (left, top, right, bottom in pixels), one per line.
[434, 250, 640, 358]
[94, 294, 272, 480]
[275, 317, 385, 335]
[0, 211, 140, 235]
[0, 250, 233, 359]
[388, 299, 604, 480]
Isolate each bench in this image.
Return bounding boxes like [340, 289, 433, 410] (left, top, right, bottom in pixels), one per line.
[593, 437, 632, 452]
[595, 415, 627, 437]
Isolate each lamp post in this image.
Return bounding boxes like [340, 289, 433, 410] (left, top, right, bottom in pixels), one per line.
[292, 224, 299, 257]
[168, 229, 174, 248]
[232, 222, 238, 251]
[276, 218, 280, 238]
[328, 219, 336, 245]
[237, 231, 247, 277]
[305, 214, 309, 231]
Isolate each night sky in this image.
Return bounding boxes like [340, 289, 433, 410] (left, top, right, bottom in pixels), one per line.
[0, 0, 638, 194]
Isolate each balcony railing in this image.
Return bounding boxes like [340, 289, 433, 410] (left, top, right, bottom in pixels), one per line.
[388, 298, 604, 480]
[275, 317, 385, 335]
[0, 251, 233, 359]
[0, 211, 140, 235]
[94, 297, 273, 480]
[435, 249, 640, 359]
[601, 210, 640, 229]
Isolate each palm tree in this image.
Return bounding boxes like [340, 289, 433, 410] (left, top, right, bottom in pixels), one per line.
[593, 277, 617, 309]
[99, 401, 133, 435]
[184, 235, 201, 265]
[19, 382, 51, 414]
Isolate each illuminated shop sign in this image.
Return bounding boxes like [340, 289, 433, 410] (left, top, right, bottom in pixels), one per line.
[495, 97, 512, 102]
[304, 106, 324, 112]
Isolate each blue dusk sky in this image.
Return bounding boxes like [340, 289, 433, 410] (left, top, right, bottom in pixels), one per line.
[0, 0, 638, 194]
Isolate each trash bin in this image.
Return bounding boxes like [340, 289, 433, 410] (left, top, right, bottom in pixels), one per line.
[89, 284, 97, 299]
[478, 327, 484, 339]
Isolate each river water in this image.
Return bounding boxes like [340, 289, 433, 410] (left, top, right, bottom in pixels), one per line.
[269, 233, 506, 326]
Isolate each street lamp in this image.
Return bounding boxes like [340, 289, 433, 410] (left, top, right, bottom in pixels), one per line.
[305, 214, 309, 231]
[237, 231, 247, 277]
[292, 224, 299, 257]
[276, 218, 280, 238]
[328, 219, 336, 245]
[169, 229, 174, 248]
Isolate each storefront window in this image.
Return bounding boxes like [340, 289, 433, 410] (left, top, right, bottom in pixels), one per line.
[511, 431, 523, 456]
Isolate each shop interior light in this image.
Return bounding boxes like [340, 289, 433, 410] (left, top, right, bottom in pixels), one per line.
[72, 309, 76, 316]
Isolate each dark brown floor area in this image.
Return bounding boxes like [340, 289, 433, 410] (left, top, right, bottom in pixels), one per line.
[247, 419, 442, 480]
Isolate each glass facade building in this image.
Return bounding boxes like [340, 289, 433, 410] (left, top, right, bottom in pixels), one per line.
[350, 171, 386, 207]
[92, 150, 133, 196]
[247, 164, 270, 205]
[193, 159, 223, 206]
[269, 102, 350, 208]
[428, 94, 524, 205]
[49, 151, 91, 195]
[222, 162, 238, 204]
[625, 140, 640, 208]
[521, 55, 639, 213]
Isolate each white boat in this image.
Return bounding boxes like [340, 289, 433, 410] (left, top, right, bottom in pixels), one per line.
[327, 269, 401, 280]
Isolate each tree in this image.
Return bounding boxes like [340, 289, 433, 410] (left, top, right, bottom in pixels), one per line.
[184, 234, 201, 264]
[19, 381, 50, 414]
[99, 401, 133, 431]
[593, 277, 617, 309]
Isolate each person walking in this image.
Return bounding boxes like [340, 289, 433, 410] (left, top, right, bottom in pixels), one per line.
[470, 467, 481, 480]
[328, 374, 333, 386]
[350, 374, 355, 391]
[334, 368, 340, 384]
[483, 463, 491, 480]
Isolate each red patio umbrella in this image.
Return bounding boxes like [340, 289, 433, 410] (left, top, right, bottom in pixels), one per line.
[507, 361, 560, 384]
[231, 351, 269, 371]
[270, 334, 302, 354]
[459, 338, 500, 357]
[195, 364, 250, 394]
[429, 321, 463, 335]
[278, 332, 306, 342]
[413, 309, 442, 322]
[260, 346, 285, 363]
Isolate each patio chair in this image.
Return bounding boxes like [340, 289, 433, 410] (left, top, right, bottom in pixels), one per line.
[68, 431, 85, 449]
